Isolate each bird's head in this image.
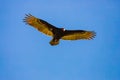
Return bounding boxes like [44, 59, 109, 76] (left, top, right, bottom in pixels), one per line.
[61, 28, 65, 32]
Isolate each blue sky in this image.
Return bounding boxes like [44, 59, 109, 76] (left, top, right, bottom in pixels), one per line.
[0, 0, 120, 80]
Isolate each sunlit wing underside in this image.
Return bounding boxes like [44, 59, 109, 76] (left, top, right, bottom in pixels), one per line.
[62, 30, 96, 40]
[23, 14, 56, 36]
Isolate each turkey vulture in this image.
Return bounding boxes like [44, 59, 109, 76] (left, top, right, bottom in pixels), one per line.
[23, 14, 96, 46]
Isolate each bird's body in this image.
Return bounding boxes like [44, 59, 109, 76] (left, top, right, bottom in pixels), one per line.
[23, 14, 96, 46]
[49, 28, 65, 45]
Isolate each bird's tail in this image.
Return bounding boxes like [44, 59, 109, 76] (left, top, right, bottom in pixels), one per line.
[49, 38, 59, 46]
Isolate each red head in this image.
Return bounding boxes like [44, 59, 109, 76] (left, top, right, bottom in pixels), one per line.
[61, 28, 65, 31]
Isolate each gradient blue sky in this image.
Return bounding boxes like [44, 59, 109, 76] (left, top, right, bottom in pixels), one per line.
[0, 0, 120, 80]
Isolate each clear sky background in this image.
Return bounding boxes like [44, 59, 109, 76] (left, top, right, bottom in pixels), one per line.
[0, 0, 120, 80]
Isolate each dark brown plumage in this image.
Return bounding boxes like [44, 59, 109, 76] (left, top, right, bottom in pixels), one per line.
[23, 14, 96, 46]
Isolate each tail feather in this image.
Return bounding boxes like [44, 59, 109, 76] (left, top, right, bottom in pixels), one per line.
[49, 38, 59, 46]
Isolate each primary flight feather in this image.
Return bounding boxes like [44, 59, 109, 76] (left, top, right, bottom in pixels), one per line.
[23, 14, 96, 46]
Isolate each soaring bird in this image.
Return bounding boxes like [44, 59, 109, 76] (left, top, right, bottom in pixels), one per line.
[23, 14, 96, 46]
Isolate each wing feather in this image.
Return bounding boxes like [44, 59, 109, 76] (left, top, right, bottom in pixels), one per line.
[23, 14, 57, 36]
[62, 30, 96, 40]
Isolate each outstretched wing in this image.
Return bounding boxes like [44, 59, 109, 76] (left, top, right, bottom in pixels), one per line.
[62, 30, 96, 40]
[23, 14, 57, 36]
